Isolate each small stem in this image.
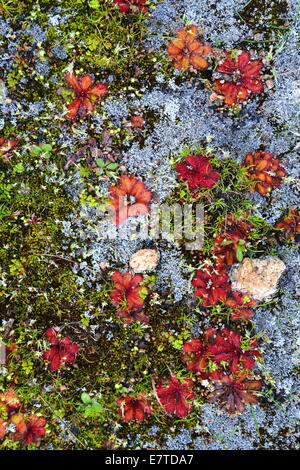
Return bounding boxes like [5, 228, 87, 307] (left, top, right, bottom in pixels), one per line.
[38, 394, 90, 449]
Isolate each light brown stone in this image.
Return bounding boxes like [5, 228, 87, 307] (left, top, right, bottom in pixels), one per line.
[129, 249, 159, 273]
[231, 256, 286, 301]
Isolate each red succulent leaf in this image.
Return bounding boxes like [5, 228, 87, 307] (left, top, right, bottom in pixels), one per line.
[117, 396, 152, 421]
[11, 413, 27, 438]
[11, 414, 47, 445]
[182, 338, 209, 376]
[0, 138, 17, 159]
[116, 308, 149, 325]
[212, 214, 254, 266]
[0, 390, 22, 415]
[214, 80, 248, 106]
[113, 0, 148, 14]
[156, 376, 194, 418]
[65, 73, 107, 119]
[182, 330, 224, 379]
[275, 208, 300, 240]
[192, 261, 231, 306]
[208, 371, 262, 414]
[108, 175, 151, 225]
[181, 331, 218, 378]
[226, 291, 257, 321]
[45, 328, 59, 344]
[207, 328, 261, 373]
[0, 418, 6, 439]
[131, 115, 145, 128]
[241, 151, 286, 196]
[167, 25, 212, 71]
[214, 51, 264, 105]
[110, 271, 148, 323]
[110, 271, 145, 309]
[176, 155, 220, 190]
[5, 342, 17, 364]
[43, 329, 79, 371]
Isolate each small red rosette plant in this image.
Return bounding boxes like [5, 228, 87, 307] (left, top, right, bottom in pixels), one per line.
[156, 376, 194, 418]
[65, 72, 107, 119]
[110, 271, 149, 324]
[0, 390, 22, 414]
[117, 395, 152, 421]
[113, 0, 148, 14]
[212, 214, 254, 266]
[0, 390, 47, 446]
[10, 414, 47, 445]
[275, 208, 300, 240]
[208, 371, 262, 414]
[176, 155, 220, 190]
[182, 328, 219, 378]
[207, 328, 262, 374]
[241, 151, 286, 196]
[214, 51, 264, 106]
[182, 328, 261, 376]
[43, 328, 79, 371]
[192, 261, 231, 306]
[226, 291, 257, 321]
[166, 25, 212, 71]
[108, 175, 151, 225]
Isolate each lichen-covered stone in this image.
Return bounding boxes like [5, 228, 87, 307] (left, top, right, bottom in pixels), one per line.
[231, 257, 286, 300]
[129, 249, 159, 273]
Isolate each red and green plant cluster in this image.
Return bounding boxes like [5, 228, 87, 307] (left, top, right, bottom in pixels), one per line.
[166, 25, 265, 108]
[109, 271, 149, 323]
[0, 391, 46, 446]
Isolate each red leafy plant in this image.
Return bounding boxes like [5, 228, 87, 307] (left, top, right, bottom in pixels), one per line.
[117, 395, 152, 422]
[0, 138, 17, 160]
[65, 73, 107, 119]
[0, 390, 47, 446]
[212, 214, 254, 266]
[166, 25, 212, 71]
[208, 371, 262, 414]
[24, 214, 42, 226]
[130, 115, 146, 128]
[214, 51, 264, 106]
[176, 155, 220, 190]
[156, 376, 194, 418]
[226, 291, 257, 321]
[0, 419, 6, 439]
[113, 0, 148, 14]
[4, 341, 17, 364]
[208, 328, 262, 374]
[241, 151, 286, 196]
[0, 390, 20, 440]
[182, 328, 261, 379]
[10, 414, 47, 445]
[110, 271, 149, 324]
[0, 390, 22, 414]
[182, 329, 220, 378]
[43, 328, 79, 371]
[275, 209, 300, 241]
[108, 175, 151, 225]
[192, 261, 231, 306]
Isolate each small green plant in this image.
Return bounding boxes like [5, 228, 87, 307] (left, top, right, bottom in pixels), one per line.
[79, 392, 105, 419]
[95, 159, 120, 179]
[31, 144, 53, 159]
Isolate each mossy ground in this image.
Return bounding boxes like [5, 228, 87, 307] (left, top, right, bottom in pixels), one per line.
[0, 0, 298, 450]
